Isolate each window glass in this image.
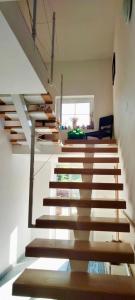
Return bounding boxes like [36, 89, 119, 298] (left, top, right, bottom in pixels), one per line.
[62, 102, 90, 127]
[76, 103, 90, 115]
[77, 115, 89, 126]
[62, 103, 75, 115]
[62, 115, 74, 127]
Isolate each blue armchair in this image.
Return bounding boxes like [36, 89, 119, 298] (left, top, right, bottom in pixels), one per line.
[85, 115, 113, 139]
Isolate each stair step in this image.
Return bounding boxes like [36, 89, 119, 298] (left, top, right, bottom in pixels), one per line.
[28, 104, 52, 113]
[65, 138, 117, 144]
[0, 105, 15, 112]
[39, 133, 59, 142]
[4, 120, 21, 128]
[49, 181, 123, 190]
[41, 93, 53, 104]
[9, 133, 26, 141]
[36, 120, 56, 126]
[35, 215, 130, 232]
[36, 128, 58, 133]
[12, 269, 135, 300]
[58, 157, 119, 163]
[54, 167, 121, 175]
[62, 147, 118, 153]
[25, 239, 134, 263]
[43, 197, 126, 209]
[36, 118, 56, 123]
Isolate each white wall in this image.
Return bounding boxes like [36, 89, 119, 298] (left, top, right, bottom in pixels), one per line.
[0, 127, 58, 276]
[0, 4, 48, 93]
[31, 154, 56, 240]
[54, 59, 113, 129]
[114, 0, 135, 225]
[0, 128, 31, 277]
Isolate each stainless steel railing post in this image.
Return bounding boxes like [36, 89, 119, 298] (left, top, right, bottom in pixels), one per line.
[28, 118, 35, 228]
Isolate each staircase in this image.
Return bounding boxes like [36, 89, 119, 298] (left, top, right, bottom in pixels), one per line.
[0, 93, 59, 145]
[12, 138, 135, 299]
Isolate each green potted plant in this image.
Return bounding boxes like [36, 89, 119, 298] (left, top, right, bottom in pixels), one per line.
[68, 128, 85, 139]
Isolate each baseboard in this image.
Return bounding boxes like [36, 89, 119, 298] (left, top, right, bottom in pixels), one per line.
[0, 265, 13, 281]
[0, 253, 25, 281]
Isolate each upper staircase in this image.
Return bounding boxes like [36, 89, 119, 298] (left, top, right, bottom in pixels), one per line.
[0, 93, 59, 146]
[12, 138, 135, 299]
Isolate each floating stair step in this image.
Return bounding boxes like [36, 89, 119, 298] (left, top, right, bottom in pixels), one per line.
[36, 125, 56, 130]
[35, 215, 130, 232]
[36, 118, 56, 123]
[65, 138, 117, 144]
[25, 239, 134, 264]
[54, 167, 121, 175]
[10, 128, 23, 134]
[58, 157, 119, 163]
[49, 181, 123, 191]
[36, 128, 58, 133]
[41, 93, 53, 104]
[43, 197, 126, 209]
[4, 120, 21, 128]
[9, 133, 25, 141]
[39, 134, 59, 142]
[11, 141, 25, 145]
[0, 105, 15, 112]
[62, 147, 118, 153]
[12, 269, 135, 300]
[28, 104, 50, 112]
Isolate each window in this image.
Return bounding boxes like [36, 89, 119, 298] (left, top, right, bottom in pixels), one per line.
[62, 102, 90, 127]
[55, 95, 94, 128]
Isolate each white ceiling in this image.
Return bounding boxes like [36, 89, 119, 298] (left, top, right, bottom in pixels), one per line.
[19, 0, 118, 63]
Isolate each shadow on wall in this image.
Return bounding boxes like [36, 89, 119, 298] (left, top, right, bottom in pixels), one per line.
[119, 141, 135, 225]
[0, 128, 30, 277]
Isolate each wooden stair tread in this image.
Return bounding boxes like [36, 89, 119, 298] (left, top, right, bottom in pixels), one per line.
[65, 138, 117, 144]
[37, 128, 59, 133]
[9, 133, 25, 140]
[43, 197, 126, 209]
[10, 139, 26, 143]
[58, 157, 119, 163]
[36, 118, 56, 123]
[41, 93, 53, 104]
[54, 167, 121, 175]
[62, 147, 118, 153]
[11, 141, 25, 145]
[4, 120, 21, 127]
[28, 106, 54, 115]
[0, 105, 15, 112]
[35, 215, 130, 232]
[12, 269, 135, 300]
[49, 181, 123, 190]
[26, 239, 134, 263]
